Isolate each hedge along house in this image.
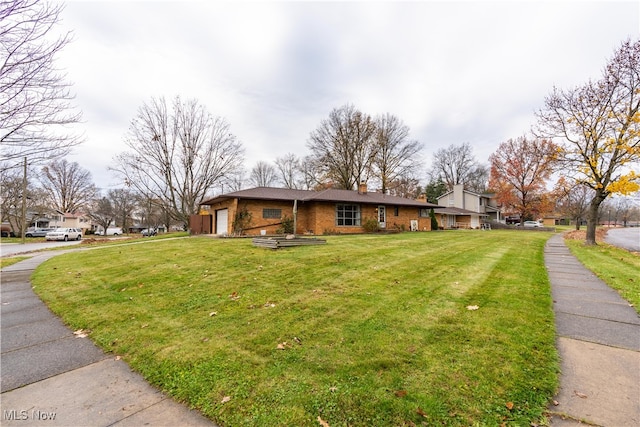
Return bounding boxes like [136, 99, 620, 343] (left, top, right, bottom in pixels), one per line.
[194, 183, 442, 236]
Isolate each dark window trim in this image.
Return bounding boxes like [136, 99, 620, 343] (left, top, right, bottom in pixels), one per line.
[335, 203, 361, 226]
[263, 208, 282, 219]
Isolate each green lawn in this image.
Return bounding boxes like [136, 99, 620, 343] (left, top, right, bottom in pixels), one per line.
[31, 231, 558, 426]
[0, 256, 30, 269]
[565, 238, 640, 313]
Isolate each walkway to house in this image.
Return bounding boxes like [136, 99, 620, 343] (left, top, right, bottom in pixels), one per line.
[1, 252, 216, 426]
[545, 234, 640, 426]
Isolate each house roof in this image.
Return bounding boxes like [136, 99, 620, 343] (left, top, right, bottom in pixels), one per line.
[201, 187, 442, 209]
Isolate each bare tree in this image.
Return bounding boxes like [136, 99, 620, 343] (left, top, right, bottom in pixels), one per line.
[553, 177, 592, 230]
[111, 96, 245, 225]
[249, 161, 278, 187]
[298, 155, 323, 190]
[308, 104, 377, 190]
[0, 164, 46, 234]
[1, 0, 82, 166]
[109, 188, 137, 233]
[275, 153, 301, 189]
[536, 39, 640, 245]
[602, 196, 635, 227]
[39, 158, 96, 212]
[87, 197, 115, 234]
[135, 193, 163, 231]
[429, 142, 487, 192]
[386, 175, 421, 199]
[223, 169, 245, 193]
[373, 113, 422, 194]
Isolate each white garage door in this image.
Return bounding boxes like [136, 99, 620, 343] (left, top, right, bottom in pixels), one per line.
[215, 209, 228, 235]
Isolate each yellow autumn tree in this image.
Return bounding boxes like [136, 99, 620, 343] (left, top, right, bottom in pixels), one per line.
[536, 38, 640, 245]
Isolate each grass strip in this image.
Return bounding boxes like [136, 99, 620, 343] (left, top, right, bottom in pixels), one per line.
[31, 231, 558, 426]
[564, 238, 640, 313]
[0, 256, 30, 269]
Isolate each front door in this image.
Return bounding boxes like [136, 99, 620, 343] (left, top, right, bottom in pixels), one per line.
[378, 205, 386, 229]
[215, 209, 228, 235]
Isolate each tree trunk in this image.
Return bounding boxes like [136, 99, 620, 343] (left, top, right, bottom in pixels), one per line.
[585, 191, 606, 245]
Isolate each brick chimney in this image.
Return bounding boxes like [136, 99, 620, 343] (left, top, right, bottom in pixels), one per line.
[357, 181, 368, 194]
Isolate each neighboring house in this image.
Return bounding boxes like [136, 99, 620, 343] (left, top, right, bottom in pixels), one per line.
[49, 211, 92, 233]
[196, 183, 441, 236]
[435, 184, 502, 229]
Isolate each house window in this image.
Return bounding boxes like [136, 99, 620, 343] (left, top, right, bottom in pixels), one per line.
[394, 206, 399, 216]
[336, 204, 360, 226]
[419, 208, 431, 218]
[263, 208, 282, 219]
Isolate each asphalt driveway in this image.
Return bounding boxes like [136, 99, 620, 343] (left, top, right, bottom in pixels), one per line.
[604, 227, 640, 252]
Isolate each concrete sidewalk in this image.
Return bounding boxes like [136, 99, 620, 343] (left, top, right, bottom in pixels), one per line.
[545, 234, 640, 426]
[1, 252, 215, 426]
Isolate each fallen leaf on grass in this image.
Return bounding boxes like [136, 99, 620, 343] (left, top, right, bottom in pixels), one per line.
[416, 407, 428, 418]
[505, 402, 514, 410]
[277, 342, 291, 350]
[574, 390, 588, 399]
[466, 305, 479, 310]
[229, 292, 240, 300]
[73, 329, 88, 338]
[394, 390, 407, 397]
[221, 396, 231, 403]
[209, 311, 217, 316]
[329, 386, 337, 392]
[552, 400, 559, 406]
[317, 416, 330, 427]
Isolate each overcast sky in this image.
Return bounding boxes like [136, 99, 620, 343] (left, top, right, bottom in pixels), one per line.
[54, 0, 639, 191]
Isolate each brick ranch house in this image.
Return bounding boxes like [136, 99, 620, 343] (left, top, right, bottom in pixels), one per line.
[193, 183, 442, 236]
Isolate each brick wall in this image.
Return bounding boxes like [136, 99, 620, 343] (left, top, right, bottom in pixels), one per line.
[202, 198, 433, 235]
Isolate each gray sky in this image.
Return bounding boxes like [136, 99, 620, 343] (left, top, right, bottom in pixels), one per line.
[55, 0, 640, 191]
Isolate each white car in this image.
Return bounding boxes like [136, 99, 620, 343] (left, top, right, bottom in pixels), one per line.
[523, 221, 543, 228]
[46, 228, 83, 241]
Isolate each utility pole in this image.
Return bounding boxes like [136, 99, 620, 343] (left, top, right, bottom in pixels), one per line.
[21, 157, 27, 244]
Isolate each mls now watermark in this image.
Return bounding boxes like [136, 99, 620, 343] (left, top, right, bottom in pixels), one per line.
[3, 409, 57, 421]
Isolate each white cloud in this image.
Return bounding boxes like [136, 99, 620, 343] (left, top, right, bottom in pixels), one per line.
[51, 0, 640, 189]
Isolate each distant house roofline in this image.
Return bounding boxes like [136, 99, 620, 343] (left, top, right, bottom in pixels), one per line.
[201, 186, 443, 209]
